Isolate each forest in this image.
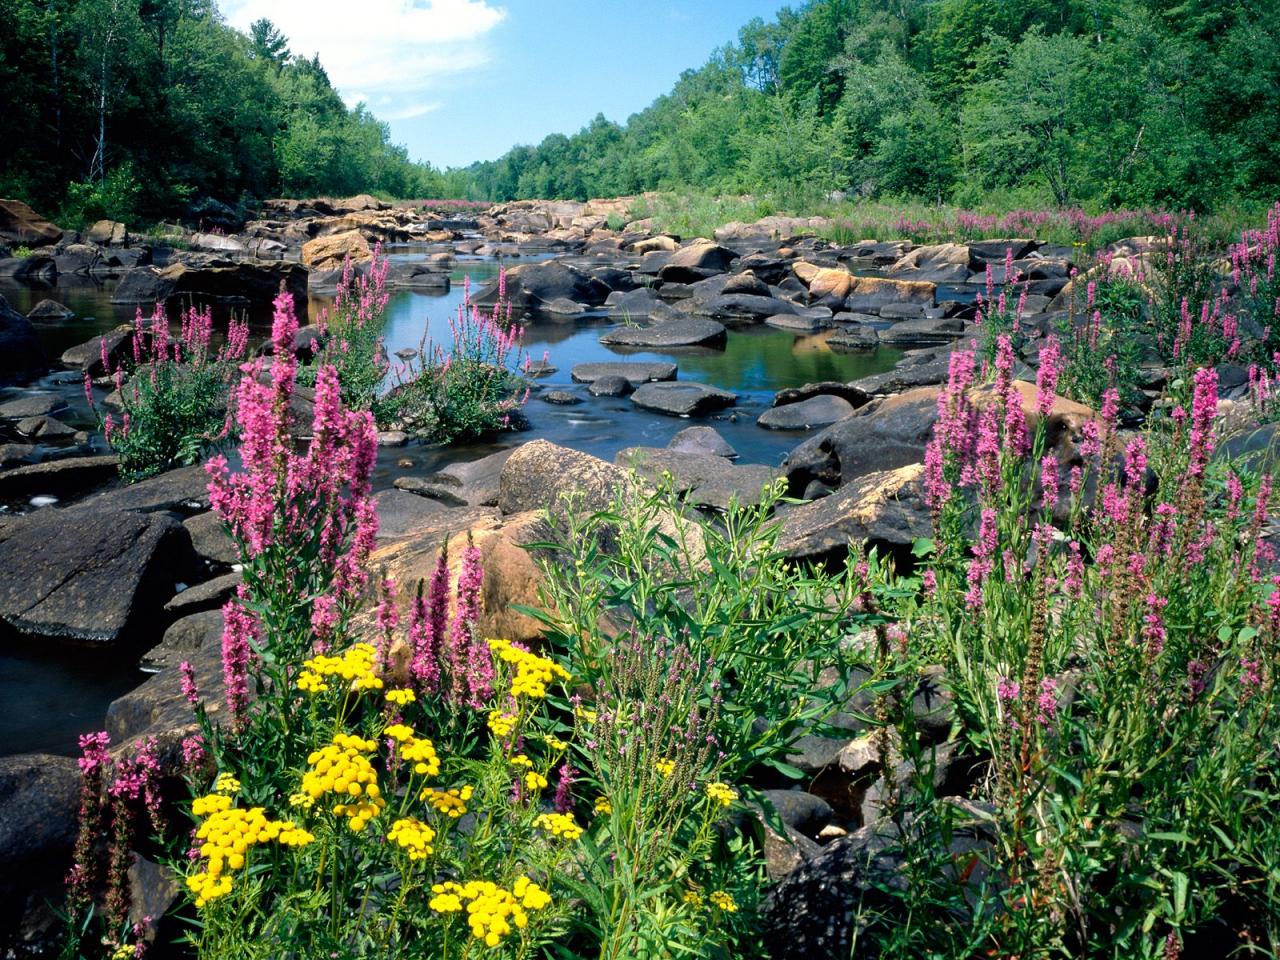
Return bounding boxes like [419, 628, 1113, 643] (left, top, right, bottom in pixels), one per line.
[458, 0, 1280, 211]
[0, 0, 456, 227]
[4, 0, 1279, 225]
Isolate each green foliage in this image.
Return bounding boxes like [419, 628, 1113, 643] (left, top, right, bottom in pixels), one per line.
[300, 251, 391, 412]
[451, 0, 1280, 213]
[94, 305, 249, 482]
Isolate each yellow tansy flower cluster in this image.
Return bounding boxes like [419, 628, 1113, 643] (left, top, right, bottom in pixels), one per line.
[192, 793, 232, 817]
[487, 710, 517, 738]
[213, 773, 240, 794]
[401, 735, 441, 777]
[386, 687, 416, 706]
[510, 753, 533, 769]
[421, 785, 473, 817]
[384, 723, 414, 743]
[187, 805, 311, 907]
[296, 643, 382, 695]
[683, 890, 703, 906]
[524, 771, 548, 791]
[655, 759, 676, 778]
[428, 877, 552, 947]
[387, 817, 436, 860]
[487, 638, 569, 699]
[301, 734, 384, 831]
[532, 812, 583, 840]
[709, 890, 738, 913]
[593, 796, 612, 815]
[705, 782, 738, 807]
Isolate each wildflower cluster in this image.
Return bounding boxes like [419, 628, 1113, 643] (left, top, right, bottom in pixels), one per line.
[428, 878, 552, 948]
[296, 643, 382, 694]
[187, 801, 312, 907]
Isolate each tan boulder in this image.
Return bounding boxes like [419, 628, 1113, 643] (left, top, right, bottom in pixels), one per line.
[793, 262, 854, 301]
[629, 235, 679, 254]
[0, 199, 62, 246]
[301, 230, 372, 270]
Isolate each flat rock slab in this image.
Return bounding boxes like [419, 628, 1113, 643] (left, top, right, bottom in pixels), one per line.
[25, 299, 75, 321]
[0, 508, 190, 643]
[773, 382, 872, 410]
[164, 571, 242, 614]
[758, 395, 856, 431]
[541, 390, 582, 405]
[393, 477, 470, 507]
[600, 318, 727, 349]
[570, 361, 677, 385]
[766, 313, 830, 333]
[667, 425, 738, 459]
[0, 455, 120, 501]
[16, 416, 75, 439]
[374, 489, 450, 540]
[76, 464, 211, 514]
[0, 394, 64, 420]
[631, 381, 736, 417]
[587, 375, 634, 397]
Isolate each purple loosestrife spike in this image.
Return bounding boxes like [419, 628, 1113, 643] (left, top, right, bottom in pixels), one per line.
[220, 598, 256, 732]
[1035, 336, 1063, 417]
[553, 763, 577, 813]
[179, 661, 199, 706]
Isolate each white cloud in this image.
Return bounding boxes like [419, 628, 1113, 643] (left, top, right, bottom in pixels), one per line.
[219, 0, 505, 116]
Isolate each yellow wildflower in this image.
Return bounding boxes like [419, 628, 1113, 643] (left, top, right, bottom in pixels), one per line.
[420, 785, 473, 818]
[191, 793, 232, 817]
[384, 723, 415, 743]
[428, 878, 551, 947]
[487, 710, 517, 738]
[487, 638, 570, 699]
[533, 812, 583, 840]
[402, 736, 441, 777]
[288, 792, 315, 810]
[524, 771, 548, 791]
[593, 796, 612, 815]
[386, 688, 416, 706]
[510, 753, 533, 769]
[709, 890, 737, 913]
[683, 889, 703, 907]
[387, 817, 436, 860]
[213, 773, 240, 795]
[705, 782, 738, 807]
[655, 759, 675, 778]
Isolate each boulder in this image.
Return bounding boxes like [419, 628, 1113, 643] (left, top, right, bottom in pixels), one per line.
[658, 239, 738, 283]
[630, 381, 736, 417]
[783, 388, 940, 491]
[86, 219, 128, 246]
[141, 608, 223, 672]
[25, 299, 74, 322]
[61, 325, 134, 376]
[108, 614, 225, 743]
[877, 316, 966, 348]
[778, 464, 930, 563]
[475, 261, 611, 311]
[886, 242, 974, 283]
[183, 511, 237, 566]
[0, 199, 63, 246]
[15, 415, 75, 439]
[374, 489, 451, 540]
[301, 229, 372, 270]
[0, 454, 120, 501]
[164, 571, 242, 615]
[628, 235, 678, 254]
[689, 293, 797, 324]
[541, 390, 582, 405]
[0, 393, 63, 420]
[79, 463, 211, 515]
[850, 351, 955, 394]
[112, 260, 308, 311]
[0, 255, 56, 280]
[499, 439, 640, 518]
[423, 448, 518, 508]
[570, 361, 678, 386]
[0, 444, 40, 468]
[0, 753, 80, 953]
[392, 477, 470, 508]
[844, 276, 936, 314]
[773, 382, 871, 411]
[600, 318, 727, 349]
[765, 313, 830, 333]
[667, 425, 738, 459]
[615, 447, 778, 509]
[189, 232, 247, 253]
[587, 375, 633, 397]
[0, 508, 192, 643]
[757, 395, 856, 431]
[793, 262, 854, 304]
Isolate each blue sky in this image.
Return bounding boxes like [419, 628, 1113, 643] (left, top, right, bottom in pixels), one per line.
[218, 1, 792, 169]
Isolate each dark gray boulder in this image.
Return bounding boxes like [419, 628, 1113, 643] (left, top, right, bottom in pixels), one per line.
[667, 425, 737, 459]
[587, 375, 634, 397]
[758, 395, 856, 431]
[615, 447, 778, 509]
[630, 381, 736, 417]
[600, 318, 727, 349]
[0, 295, 46, 385]
[0, 508, 193, 643]
[570, 361, 677, 385]
[474, 261, 611, 311]
[779, 465, 930, 564]
[25, 298, 75, 321]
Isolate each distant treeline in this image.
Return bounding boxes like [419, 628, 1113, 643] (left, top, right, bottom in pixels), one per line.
[0, 0, 457, 227]
[454, 0, 1280, 211]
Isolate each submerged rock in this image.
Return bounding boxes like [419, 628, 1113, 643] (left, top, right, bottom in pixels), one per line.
[0, 295, 46, 385]
[570, 361, 677, 385]
[757, 395, 856, 431]
[600, 318, 727, 349]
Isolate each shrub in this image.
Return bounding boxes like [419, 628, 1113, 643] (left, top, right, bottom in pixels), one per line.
[379, 270, 532, 444]
[87, 304, 249, 481]
[301, 247, 392, 412]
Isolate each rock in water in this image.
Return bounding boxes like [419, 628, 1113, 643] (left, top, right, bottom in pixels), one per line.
[757, 395, 856, 431]
[600, 318, 727, 349]
[630, 381, 736, 417]
[0, 295, 45, 385]
[0, 509, 192, 643]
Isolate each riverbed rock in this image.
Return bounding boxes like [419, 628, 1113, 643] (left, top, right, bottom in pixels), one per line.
[793, 262, 855, 305]
[79, 463, 211, 515]
[587, 375, 633, 397]
[850, 350, 956, 394]
[475, 261, 611, 311]
[25, 298, 75, 322]
[108, 617, 226, 743]
[690, 293, 798, 324]
[111, 260, 308, 311]
[541, 390, 582, 405]
[779, 464, 930, 563]
[164, 571, 241, 615]
[140, 608, 224, 672]
[827, 326, 881, 351]
[392, 477, 470, 508]
[615, 447, 779, 509]
[374, 489, 450, 539]
[600, 318, 727, 349]
[667, 425, 738, 459]
[773, 382, 872, 410]
[877, 316, 966, 348]
[0, 393, 63, 420]
[183, 511, 237, 566]
[0, 753, 80, 954]
[658, 239, 738, 283]
[0, 296, 47, 385]
[0, 454, 120, 500]
[844, 276, 936, 314]
[301, 229, 371, 269]
[423, 448, 518, 508]
[886, 242, 974, 283]
[86, 219, 128, 246]
[570, 361, 677, 385]
[0, 444, 40, 468]
[0, 199, 63, 246]
[758, 395, 856, 431]
[0, 255, 56, 281]
[499, 439, 640, 518]
[766, 313, 830, 332]
[15, 415, 75, 439]
[631, 381, 736, 417]
[0, 508, 192, 643]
